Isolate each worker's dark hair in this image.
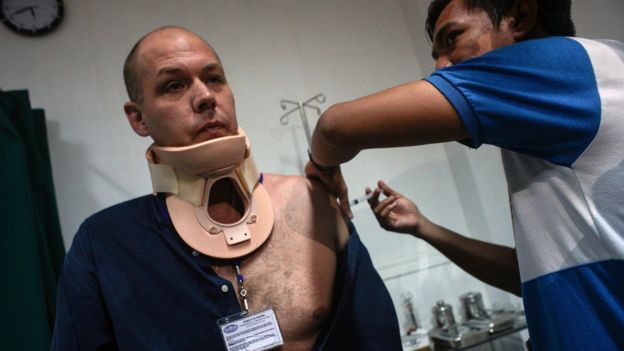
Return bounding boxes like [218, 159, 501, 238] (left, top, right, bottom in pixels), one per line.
[425, 0, 575, 41]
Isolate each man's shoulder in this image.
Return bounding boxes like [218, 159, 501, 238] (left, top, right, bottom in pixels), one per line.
[262, 173, 350, 249]
[262, 173, 330, 192]
[83, 194, 155, 228]
[68, 194, 156, 253]
[262, 173, 335, 206]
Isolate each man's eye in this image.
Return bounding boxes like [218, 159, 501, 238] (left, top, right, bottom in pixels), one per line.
[165, 81, 185, 92]
[445, 31, 461, 47]
[206, 75, 225, 84]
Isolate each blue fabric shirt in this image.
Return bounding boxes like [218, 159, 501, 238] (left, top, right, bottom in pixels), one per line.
[50, 194, 402, 350]
[425, 37, 624, 350]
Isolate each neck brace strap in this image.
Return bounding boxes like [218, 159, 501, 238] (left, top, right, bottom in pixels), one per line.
[146, 128, 274, 259]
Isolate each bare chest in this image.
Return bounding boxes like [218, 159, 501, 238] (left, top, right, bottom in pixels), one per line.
[211, 216, 337, 348]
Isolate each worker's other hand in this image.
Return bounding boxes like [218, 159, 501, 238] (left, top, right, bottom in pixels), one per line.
[367, 180, 424, 236]
[305, 161, 353, 219]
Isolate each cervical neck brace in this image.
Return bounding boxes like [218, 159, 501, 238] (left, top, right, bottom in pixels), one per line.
[146, 128, 274, 259]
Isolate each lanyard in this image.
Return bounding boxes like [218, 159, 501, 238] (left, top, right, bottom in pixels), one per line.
[226, 175, 260, 313]
[234, 264, 249, 313]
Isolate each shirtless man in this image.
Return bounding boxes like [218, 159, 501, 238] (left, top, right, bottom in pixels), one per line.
[50, 27, 400, 350]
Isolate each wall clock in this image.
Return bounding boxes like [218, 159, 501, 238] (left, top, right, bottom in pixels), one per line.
[0, 0, 64, 36]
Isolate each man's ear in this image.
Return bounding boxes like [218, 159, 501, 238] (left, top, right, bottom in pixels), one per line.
[124, 101, 150, 137]
[509, 0, 538, 40]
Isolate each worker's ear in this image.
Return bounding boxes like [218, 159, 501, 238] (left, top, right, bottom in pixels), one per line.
[124, 101, 150, 137]
[509, 0, 538, 40]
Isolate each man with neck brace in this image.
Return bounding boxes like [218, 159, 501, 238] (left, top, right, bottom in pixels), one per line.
[50, 26, 401, 351]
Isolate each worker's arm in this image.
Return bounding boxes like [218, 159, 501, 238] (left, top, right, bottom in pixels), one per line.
[368, 180, 521, 296]
[305, 80, 468, 217]
[309, 80, 468, 167]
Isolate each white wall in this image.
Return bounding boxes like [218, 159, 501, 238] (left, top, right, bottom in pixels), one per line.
[2, 0, 622, 336]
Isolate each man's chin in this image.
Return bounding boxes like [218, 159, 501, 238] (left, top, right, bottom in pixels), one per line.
[195, 127, 233, 143]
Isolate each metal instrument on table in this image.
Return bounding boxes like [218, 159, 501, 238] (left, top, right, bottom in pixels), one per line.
[460, 292, 515, 335]
[428, 294, 527, 350]
[429, 300, 489, 349]
[401, 294, 429, 351]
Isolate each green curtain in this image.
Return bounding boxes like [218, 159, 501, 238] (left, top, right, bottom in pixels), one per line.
[0, 90, 66, 351]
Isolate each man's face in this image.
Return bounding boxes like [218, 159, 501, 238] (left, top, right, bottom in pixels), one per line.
[431, 0, 517, 70]
[125, 29, 237, 146]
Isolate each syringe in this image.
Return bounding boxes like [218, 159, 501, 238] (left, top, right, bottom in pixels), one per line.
[348, 192, 374, 206]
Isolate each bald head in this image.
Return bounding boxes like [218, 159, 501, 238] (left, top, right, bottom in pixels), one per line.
[123, 26, 219, 103]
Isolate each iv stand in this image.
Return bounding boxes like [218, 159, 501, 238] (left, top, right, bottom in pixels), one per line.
[279, 93, 326, 146]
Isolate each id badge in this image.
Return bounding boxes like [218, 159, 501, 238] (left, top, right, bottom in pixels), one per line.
[217, 307, 284, 351]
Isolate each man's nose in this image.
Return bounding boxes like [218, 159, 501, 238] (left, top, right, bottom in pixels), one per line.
[435, 57, 453, 70]
[192, 81, 216, 113]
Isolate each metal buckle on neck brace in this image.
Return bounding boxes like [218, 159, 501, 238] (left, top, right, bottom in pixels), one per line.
[146, 128, 274, 259]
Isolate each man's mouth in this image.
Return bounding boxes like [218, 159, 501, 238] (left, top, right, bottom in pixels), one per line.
[196, 122, 227, 141]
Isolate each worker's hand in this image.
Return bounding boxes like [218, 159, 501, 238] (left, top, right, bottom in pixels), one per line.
[305, 161, 353, 219]
[367, 180, 424, 236]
